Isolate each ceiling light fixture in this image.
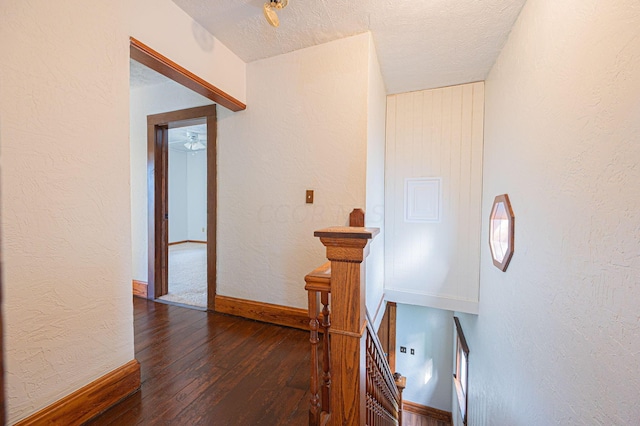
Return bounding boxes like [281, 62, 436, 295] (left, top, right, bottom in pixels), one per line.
[183, 132, 206, 151]
[263, 0, 289, 27]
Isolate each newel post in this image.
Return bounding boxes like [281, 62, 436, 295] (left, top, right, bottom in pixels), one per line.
[314, 226, 379, 426]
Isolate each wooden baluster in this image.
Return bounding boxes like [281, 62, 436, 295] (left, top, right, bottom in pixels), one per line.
[305, 262, 331, 425]
[366, 336, 373, 425]
[321, 290, 331, 414]
[394, 373, 406, 426]
[364, 316, 404, 426]
[308, 290, 320, 426]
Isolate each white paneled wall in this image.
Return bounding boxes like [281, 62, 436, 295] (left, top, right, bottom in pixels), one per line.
[385, 83, 484, 313]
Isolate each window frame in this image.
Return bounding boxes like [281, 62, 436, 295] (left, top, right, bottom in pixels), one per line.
[489, 194, 515, 271]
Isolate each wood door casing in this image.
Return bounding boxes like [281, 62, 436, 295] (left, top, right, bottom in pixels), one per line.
[130, 38, 245, 113]
[147, 105, 217, 310]
[206, 110, 217, 311]
[130, 36, 239, 309]
[377, 301, 397, 373]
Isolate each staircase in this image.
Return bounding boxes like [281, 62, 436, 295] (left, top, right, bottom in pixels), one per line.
[304, 210, 406, 426]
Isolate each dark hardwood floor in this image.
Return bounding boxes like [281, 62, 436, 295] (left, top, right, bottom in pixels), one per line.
[87, 298, 311, 425]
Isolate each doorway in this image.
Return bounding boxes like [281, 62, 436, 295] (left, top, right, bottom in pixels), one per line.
[147, 105, 217, 310]
[129, 37, 245, 312]
[162, 123, 208, 308]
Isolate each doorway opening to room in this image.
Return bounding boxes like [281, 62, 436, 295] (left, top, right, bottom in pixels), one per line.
[129, 37, 245, 311]
[147, 106, 216, 310]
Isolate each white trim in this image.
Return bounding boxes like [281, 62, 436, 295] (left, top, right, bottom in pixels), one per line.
[384, 288, 479, 315]
[404, 177, 442, 223]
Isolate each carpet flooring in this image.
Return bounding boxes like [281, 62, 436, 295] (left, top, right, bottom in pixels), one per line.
[158, 242, 207, 308]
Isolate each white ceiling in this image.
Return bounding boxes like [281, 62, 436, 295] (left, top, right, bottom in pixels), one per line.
[170, 0, 527, 94]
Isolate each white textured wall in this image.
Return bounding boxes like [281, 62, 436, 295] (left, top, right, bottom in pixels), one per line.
[454, 1, 640, 424]
[217, 34, 370, 309]
[396, 304, 453, 412]
[187, 151, 207, 241]
[365, 34, 387, 319]
[385, 83, 484, 314]
[129, 80, 211, 282]
[130, 0, 246, 104]
[169, 149, 189, 243]
[0, 1, 134, 423]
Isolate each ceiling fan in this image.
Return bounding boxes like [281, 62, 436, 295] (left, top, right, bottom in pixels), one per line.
[263, 0, 289, 27]
[181, 131, 206, 151]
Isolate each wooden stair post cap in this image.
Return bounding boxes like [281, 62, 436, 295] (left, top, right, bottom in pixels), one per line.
[314, 227, 379, 240]
[314, 227, 379, 262]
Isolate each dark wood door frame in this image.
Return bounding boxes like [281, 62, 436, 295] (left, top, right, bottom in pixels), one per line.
[377, 301, 397, 373]
[147, 105, 218, 311]
[130, 37, 245, 312]
[147, 122, 169, 299]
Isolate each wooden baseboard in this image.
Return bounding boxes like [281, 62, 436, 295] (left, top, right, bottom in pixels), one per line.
[403, 400, 452, 423]
[214, 295, 309, 331]
[132, 280, 148, 298]
[15, 359, 140, 426]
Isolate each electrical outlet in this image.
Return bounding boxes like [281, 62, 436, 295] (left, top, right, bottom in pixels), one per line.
[410, 348, 415, 355]
[400, 346, 406, 353]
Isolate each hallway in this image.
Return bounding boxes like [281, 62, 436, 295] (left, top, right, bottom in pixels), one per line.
[88, 298, 310, 425]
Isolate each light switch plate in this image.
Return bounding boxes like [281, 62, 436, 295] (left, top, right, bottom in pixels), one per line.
[306, 190, 314, 204]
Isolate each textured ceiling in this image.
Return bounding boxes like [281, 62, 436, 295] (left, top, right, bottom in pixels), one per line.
[170, 0, 527, 94]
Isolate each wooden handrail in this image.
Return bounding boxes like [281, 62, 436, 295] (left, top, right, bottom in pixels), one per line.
[305, 209, 405, 426]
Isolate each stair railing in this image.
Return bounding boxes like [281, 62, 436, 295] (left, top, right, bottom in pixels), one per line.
[305, 210, 405, 426]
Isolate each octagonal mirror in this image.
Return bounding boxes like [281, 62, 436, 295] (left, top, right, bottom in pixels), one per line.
[489, 194, 514, 271]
